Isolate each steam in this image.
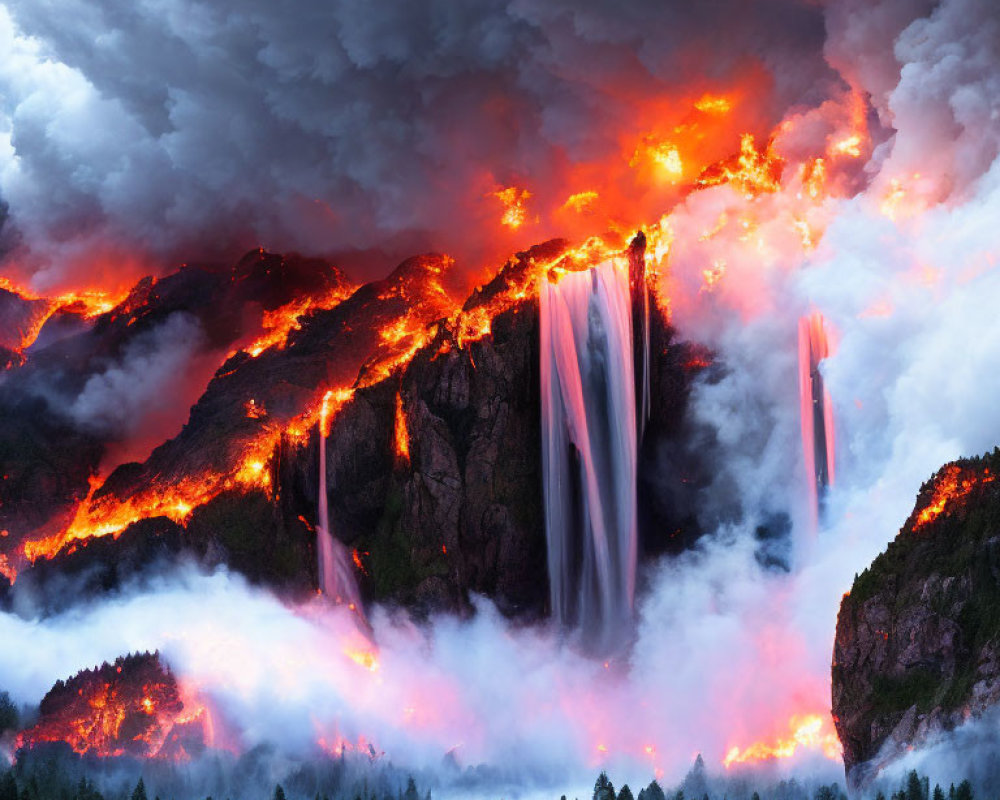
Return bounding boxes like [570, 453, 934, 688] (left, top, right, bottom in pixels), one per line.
[66, 311, 206, 437]
[0, 0, 834, 288]
[4, 0, 1000, 794]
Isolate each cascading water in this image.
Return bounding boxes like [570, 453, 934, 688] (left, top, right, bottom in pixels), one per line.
[317, 391, 365, 615]
[798, 312, 836, 527]
[540, 258, 638, 654]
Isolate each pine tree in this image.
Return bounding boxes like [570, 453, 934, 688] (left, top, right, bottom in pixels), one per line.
[905, 771, 924, 800]
[0, 773, 15, 800]
[933, 785, 945, 800]
[594, 773, 615, 800]
[954, 781, 973, 800]
[644, 781, 666, 800]
[274, 786, 287, 800]
[403, 778, 419, 800]
[619, 785, 635, 800]
[131, 779, 148, 800]
[875, 791, 886, 800]
[752, 792, 761, 800]
[0, 693, 17, 734]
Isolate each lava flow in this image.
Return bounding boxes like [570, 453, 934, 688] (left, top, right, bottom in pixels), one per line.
[911, 464, 996, 532]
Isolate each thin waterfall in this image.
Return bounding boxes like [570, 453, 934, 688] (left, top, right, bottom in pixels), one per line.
[317, 391, 365, 615]
[540, 259, 638, 653]
[798, 312, 836, 528]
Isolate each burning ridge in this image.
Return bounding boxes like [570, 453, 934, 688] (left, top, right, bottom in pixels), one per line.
[17, 652, 214, 761]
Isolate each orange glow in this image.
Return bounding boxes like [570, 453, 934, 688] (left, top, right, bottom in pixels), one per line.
[694, 94, 732, 114]
[631, 138, 684, 182]
[394, 392, 410, 465]
[0, 276, 130, 354]
[562, 190, 600, 213]
[697, 134, 783, 198]
[701, 260, 726, 292]
[723, 714, 842, 768]
[831, 135, 862, 158]
[912, 465, 995, 530]
[17, 660, 215, 761]
[243, 285, 354, 358]
[492, 186, 532, 230]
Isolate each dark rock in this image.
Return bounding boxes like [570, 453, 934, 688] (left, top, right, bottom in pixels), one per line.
[833, 451, 1000, 789]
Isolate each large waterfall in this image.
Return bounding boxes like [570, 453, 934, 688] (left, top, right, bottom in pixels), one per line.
[540, 259, 638, 653]
[317, 392, 365, 615]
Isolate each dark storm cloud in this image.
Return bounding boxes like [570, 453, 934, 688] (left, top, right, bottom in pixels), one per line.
[0, 0, 834, 286]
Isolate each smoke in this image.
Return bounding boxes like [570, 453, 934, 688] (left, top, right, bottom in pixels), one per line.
[0, 0, 835, 289]
[4, 0, 1000, 794]
[65, 312, 206, 437]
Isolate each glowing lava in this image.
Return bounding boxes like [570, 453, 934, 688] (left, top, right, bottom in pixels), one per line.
[912, 464, 996, 531]
[723, 714, 842, 768]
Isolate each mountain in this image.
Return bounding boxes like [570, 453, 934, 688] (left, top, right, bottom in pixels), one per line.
[833, 451, 1000, 789]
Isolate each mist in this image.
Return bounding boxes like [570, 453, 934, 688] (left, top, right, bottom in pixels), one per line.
[5, 0, 1000, 797]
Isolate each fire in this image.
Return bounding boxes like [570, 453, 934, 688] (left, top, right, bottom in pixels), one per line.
[694, 94, 732, 114]
[831, 135, 862, 158]
[562, 190, 599, 213]
[492, 186, 532, 230]
[17, 654, 215, 761]
[912, 464, 996, 530]
[320, 388, 354, 438]
[394, 392, 410, 465]
[243, 285, 354, 358]
[701, 260, 726, 292]
[723, 714, 842, 768]
[0, 276, 130, 354]
[631, 138, 684, 182]
[697, 134, 783, 198]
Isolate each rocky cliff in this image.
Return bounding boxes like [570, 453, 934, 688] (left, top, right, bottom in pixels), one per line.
[833, 451, 1000, 789]
[4, 237, 703, 618]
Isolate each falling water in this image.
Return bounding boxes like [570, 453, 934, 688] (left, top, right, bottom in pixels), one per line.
[798, 312, 836, 527]
[317, 391, 365, 615]
[540, 259, 638, 654]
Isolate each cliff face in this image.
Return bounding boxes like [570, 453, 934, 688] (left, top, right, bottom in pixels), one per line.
[7, 238, 701, 618]
[833, 452, 1000, 788]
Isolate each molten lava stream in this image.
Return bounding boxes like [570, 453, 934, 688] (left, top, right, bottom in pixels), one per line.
[798, 312, 836, 529]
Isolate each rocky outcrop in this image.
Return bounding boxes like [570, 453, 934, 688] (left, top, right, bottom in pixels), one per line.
[0, 251, 349, 552]
[6, 237, 703, 619]
[833, 451, 1000, 789]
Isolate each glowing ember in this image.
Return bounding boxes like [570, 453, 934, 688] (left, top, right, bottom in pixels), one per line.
[912, 465, 996, 530]
[694, 94, 732, 114]
[697, 134, 783, 198]
[243, 285, 354, 358]
[0, 277, 130, 354]
[562, 190, 600, 213]
[723, 714, 842, 768]
[492, 186, 532, 230]
[17, 653, 215, 761]
[394, 392, 410, 466]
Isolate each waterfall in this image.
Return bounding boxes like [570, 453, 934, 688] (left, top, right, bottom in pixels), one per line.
[540, 259, 638, 653]
[317, 392, 365, 615]
[798, 312, 836, 527]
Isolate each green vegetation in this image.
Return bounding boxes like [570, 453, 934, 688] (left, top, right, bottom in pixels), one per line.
[844, 448, 1000, 720]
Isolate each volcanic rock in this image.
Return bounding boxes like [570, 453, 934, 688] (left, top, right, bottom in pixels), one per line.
[0, 251, 349, 562]
[833, 451, 1000, 789]
[10, 237, 704, 619]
